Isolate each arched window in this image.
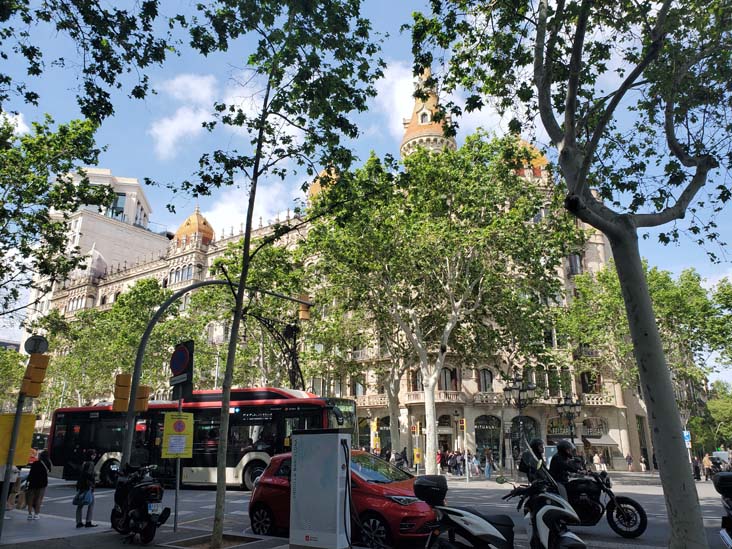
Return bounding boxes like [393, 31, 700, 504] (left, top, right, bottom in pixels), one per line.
[582, 417, 608, 437]
[510, 416, 539, 459]
[420, 112, 429, 124]
[114, 291, 121, 302]
[475, 415, 501, 462]
[547, 416, 570, 436]
[187, 264, 193, 280]
[548, 367, 561, 397]
[100, 295, 107, 306]
[175, 268, 181, 283]
[478, 369, 493, 392]
[169, 269, 174, 283]
[580, 372, 601, 394]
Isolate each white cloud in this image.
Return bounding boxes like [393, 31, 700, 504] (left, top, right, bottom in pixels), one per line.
[702, 267, 732, 290]
[148, 106, 212, 160]
[373, 60, 415, 141]
[1, 112, 30, 135]
[159, 74, 217, 106]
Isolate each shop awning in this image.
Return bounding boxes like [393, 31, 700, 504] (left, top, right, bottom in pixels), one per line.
[582, 434, 618, 447]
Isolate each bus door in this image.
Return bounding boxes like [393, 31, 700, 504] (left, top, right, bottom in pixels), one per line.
[192, 409, 220, 468]
[227, 407, 276, 466]
[280, 405, 323, 453]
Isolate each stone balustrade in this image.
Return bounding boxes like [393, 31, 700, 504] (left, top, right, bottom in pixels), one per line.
[473, 392, 504, 405]
[581, 393, 615, 406]
[405, 390, 465, 403]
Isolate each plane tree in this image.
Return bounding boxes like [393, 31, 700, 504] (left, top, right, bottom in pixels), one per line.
[308, 133, 581, 474]
[412, 2, 732, 543]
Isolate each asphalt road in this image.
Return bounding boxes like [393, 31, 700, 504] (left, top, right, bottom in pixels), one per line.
[20, 476, 728, 548]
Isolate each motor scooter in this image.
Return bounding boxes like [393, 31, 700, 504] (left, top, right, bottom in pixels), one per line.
[414, 474, 515, 548]
[111, 464, 171, 545]
[713, 472, 732, 548]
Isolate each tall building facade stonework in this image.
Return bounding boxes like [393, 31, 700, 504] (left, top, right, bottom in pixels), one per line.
[24, 73, 653, 471]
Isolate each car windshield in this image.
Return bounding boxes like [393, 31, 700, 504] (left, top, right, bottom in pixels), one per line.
[351, 453, 412, 483]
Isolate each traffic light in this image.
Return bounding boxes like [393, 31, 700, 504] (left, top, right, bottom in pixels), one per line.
[112, 373, 132, 412]
[21, 353, 50, 398]
[459, 418, 466, 432]
[411, 425, 416, 434]
[298, 294, 311, 321]
[134, 385, 152, 412]
[417, 421, 422, 436]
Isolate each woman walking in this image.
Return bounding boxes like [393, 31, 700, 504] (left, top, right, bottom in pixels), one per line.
[26, 450, 51, 520]
[75, 450, 97, 528]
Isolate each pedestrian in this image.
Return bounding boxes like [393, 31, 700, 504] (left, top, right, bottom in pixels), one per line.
[0, 464, 20, 518]
[484, 450, 493, 480]
[456, 452, 464, 476]
[625, 453, 633, 471]
[600, 454, 608, 472]
[26, 450, 51, 520]
[652, 452, 658, 470]
[592, 452, 601, 472]
[389, 450, 397, 464]
[436, 451, 442, 473]
[703, 453, 713, 481]
[75, 449, 97, 528]
[472, 453, 480, 476]
[448, 452, 457, 474]
[692, 456, 702, 481]
[640, 455, 647, 472]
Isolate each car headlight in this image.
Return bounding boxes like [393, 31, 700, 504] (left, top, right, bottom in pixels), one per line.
[388, 496, 420, 506]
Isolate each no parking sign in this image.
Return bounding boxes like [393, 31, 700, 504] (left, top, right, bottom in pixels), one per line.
[162, 412, 193, 458]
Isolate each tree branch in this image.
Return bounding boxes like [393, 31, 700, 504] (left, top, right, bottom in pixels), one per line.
[564, 0, 591, 149]
[534, 0, 564, 145]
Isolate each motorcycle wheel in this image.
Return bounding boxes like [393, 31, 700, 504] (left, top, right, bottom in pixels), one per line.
[606, 496, 648, 538]
[139, 520, 157, 545]
[110, 507, 130, 534]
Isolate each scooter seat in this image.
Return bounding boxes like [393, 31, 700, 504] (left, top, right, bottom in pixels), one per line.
[450, 507, 514, 546]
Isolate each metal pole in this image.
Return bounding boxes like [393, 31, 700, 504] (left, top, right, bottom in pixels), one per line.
[0, 394, 25, 541]
[214, 351, 220, 390]
[465, 447, 469, 484]
[174, 398, 181, 532]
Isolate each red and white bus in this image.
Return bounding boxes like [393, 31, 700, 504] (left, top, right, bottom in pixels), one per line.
[48, 387, 356, 490]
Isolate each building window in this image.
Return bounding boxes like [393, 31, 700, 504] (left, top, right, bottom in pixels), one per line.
[437, 414, 452, 427]
[187, 265, 193, 280]
[420, 112, 429, 124]
[580, 372, 601, 394]
[411, 370, 423, 392]
[568, 253, 583, 275]
[100, 295, 107, 306]
[106, 193, 126, 221]
[478, 369, 493, 392]
[351, 379, 365, 396]
[439, 368, 456, 391]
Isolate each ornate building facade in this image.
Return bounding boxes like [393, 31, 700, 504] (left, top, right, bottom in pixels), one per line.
[25, 72, 654, 471]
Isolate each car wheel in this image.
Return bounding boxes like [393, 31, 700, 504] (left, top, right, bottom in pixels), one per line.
[359, 513, 391, 549]
[250, 504, 275, 536]
[100, 459, 120, 487]
[244, 461, 267, 491]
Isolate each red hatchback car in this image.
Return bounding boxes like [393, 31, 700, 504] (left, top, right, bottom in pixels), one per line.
[249, 450, 436, 548]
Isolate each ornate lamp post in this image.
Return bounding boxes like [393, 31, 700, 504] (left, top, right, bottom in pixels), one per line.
[556, 395, 582, 444]
[503, 373, 537, 459]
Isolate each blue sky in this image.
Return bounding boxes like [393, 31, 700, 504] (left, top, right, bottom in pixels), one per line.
[3, 2, 731, 377]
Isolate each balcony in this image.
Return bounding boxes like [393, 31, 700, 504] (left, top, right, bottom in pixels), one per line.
[405, 390, 465, 404]
[581, 393, 615, 406]
[355, 394, 388, 408]
[473, 392, 504, 405]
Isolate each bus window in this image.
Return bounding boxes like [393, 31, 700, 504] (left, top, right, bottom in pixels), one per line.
[93, 417, 125, 454]
[282, 407, 323, 450]
[228, 408, 277, 463]
[193, 410, 220, 468]
[130, 418, 151, 467]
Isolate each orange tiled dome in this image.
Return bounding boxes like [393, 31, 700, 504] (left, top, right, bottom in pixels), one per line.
[174, 206, 214, 244]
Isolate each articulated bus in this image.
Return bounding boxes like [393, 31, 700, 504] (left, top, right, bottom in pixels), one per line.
[48, 387, 356, 490]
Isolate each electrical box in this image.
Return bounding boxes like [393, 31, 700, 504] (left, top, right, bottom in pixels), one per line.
[289, 428, 351, 549]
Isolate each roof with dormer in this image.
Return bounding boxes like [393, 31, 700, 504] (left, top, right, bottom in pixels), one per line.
[174, 206, 214, 244]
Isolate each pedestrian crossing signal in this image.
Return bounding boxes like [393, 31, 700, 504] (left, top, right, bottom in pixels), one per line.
[459, 418, 466, 431]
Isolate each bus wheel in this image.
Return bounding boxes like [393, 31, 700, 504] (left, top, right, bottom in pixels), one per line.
[243, 461, 267, 491]
[101, 459, 120, 487]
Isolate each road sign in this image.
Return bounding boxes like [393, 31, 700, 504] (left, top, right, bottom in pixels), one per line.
[169, 343, 191, 379]
[24, 335, 48, 355]
[161, 412, 193, 458]
[0, 414, 35, 466]
[413, 448, 422, 465]
[683, 430, 692, 449]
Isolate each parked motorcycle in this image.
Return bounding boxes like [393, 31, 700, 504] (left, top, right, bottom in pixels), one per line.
[564, 468, 647, 538]
[111, 464, 171, 545]
[414, 474, 515, 548]
[503, 452, 585, 549]
[713, 472, 732, 548]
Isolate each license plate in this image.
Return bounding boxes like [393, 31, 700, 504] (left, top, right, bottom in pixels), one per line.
[148, 503, 160, 513]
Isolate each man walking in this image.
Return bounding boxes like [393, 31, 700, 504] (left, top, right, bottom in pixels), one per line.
[703, 453, 713, 481]
[625, 453, 633, 471]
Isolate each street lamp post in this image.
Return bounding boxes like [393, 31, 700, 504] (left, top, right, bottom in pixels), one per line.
[556, 395, 582, 445]
[503, 373, 537, 465]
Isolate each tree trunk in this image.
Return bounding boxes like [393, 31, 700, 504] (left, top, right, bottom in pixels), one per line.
[386, 377, 401, 459]
[423, 373, 438, 475]
[609, 226, 707, 548]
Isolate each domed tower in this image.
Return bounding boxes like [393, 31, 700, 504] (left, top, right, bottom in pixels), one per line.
[400, 67, 457, 158]
[174, 206, 215, 246]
